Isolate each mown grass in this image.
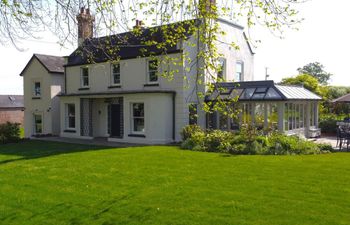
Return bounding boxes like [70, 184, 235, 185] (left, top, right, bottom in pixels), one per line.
[0, 140, 350, 225]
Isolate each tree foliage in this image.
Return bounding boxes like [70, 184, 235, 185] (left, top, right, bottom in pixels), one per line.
[297, 62, 332, 85]
[280, 74, 328, 99]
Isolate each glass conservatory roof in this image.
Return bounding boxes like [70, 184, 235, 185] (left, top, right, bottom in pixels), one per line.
[206, 80, 322, 101]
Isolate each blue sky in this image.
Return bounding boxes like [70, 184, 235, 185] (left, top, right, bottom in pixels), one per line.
[1, 0, 349, 94]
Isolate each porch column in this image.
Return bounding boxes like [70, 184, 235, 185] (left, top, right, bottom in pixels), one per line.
[264, 103, 268, 129]
[305, 102, 311, 138]
[314, 102, 319, 128]
[277, 102, 284, 132]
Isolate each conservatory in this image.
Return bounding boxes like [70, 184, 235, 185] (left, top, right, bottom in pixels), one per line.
[206, 80, 322, 138]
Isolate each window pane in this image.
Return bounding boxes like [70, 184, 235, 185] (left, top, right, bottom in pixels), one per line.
[265, 88, 281, 99]
[34, 82, 41, 96]
[34, 114, 42, 133]
[133, 118, 144, 132]
[149, 71, 158, 82]
[69, 117, 75, 128]
[67, 104, 75, 128]
[251, 93, 265, 99]
[217, 58, 225, 79]
[240, 88, 255, 99]
[235, 62, 243, 81]
[219, 113, 228, 129]
[82, 68, 89, 86]
[133, 103, 144, 117]
[113, 64, 120, 73]
[149, 60, 158, 70]
[113, 73, 120, 84]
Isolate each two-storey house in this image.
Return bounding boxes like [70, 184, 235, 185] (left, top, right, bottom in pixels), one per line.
[22, 7, 321, 143]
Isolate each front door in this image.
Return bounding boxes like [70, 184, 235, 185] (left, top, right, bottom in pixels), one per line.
[110, 104, 121, 137]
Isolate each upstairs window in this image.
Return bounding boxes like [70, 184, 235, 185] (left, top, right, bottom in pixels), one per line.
[147, 60, 159, 83]
[81, 67, 89, 87]
[217, 58, 226, 80]
[111, 63, 121, 85]
[34, 82, 41, 97]
[235, 62, 244, 81]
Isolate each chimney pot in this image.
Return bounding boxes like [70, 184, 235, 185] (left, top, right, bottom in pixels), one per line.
[77, 7, 95, 46]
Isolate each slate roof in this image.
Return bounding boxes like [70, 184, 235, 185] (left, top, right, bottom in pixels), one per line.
[0, 95, 24, 109]
[20, 54, 64, 76]
[206, 80, 322, 101]
[67, 20, 199, 67]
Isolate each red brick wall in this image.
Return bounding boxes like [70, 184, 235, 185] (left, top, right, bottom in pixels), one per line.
[0, 108, 24, 125]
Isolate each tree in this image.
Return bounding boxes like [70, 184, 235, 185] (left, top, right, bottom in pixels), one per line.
[297, 62, 332, 85]
[280, 74, 328, 99]
[1, 0, 305, 114]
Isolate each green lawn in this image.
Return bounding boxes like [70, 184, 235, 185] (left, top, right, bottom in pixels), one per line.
[0, 141, 350, 225]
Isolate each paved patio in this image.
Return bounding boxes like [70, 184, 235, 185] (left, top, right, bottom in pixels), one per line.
[310, 136, 350, 151]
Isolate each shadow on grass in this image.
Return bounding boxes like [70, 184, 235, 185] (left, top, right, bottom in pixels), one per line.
[0, 140, 115, 165]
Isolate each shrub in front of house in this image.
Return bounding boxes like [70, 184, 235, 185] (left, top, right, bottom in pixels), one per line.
[180, 124, 203, 141]
[181, 125, 327, 155]
[0, 122, 21, 144]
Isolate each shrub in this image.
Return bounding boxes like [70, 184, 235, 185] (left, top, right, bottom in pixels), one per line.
[204, 130, 235, 153]
[267, 133, 320, 155]
[317, 143, 334, 153]
[180, 125, 203, 141]
[319, 114, 339, 134]
[0, 122, 21, 144]
[180, 130, 206, 151]
[181, 125, 326, 155]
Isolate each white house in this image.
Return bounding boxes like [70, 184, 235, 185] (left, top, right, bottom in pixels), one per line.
[21, 7, 321, 143]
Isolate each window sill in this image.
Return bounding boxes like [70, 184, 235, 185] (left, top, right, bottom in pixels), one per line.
[32, 96, 41, 99]
[128, 134, 146, 138]
[64, 129, 76, 133]
[144, 83, 159, 87]
[108, 85, 122, 89]
[78, 87, 90, 91]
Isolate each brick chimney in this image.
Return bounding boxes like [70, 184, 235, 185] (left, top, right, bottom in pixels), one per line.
[77, 7, 95, 46]
[133, 20, 145, 30]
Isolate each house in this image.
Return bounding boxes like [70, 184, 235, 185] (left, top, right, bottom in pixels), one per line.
[0, 95, 24, 125]
[20, 54, 65, 137]
[21, 7, 321, 143]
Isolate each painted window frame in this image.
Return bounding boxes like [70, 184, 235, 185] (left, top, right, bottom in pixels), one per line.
[111, 63, 121, 86]
[235, 61, 244, 82]
[146, 59, 159, 83]
[217, 57, 226, 80]
[33, 113, 43, 134]
[131, 103, 145, 134]
[80, 67, 89, 87]
[33, 81, 41, 97]
[66, 103, 76, 130]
